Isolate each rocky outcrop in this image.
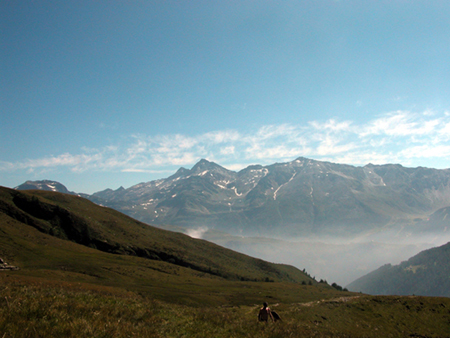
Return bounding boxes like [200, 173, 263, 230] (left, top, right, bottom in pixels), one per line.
[0, 258, 19, 271]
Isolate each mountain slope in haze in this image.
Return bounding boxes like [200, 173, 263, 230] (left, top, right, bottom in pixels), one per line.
[15, 180, 91, 199]
[0, 186, 310, 286]
[347, 241, 450, 297]
[15, 180, 74, 194]
[17, 157, 450, 236]
[90, 157, 450, 236]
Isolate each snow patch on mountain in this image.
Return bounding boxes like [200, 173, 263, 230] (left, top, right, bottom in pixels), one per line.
[273, 172, 297, 200]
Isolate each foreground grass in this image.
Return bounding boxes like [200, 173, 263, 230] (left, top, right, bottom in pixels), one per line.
[2, 276, 450, 338]
[0, 277, 256, 338]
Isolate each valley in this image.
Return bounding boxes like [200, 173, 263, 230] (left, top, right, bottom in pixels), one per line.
[15, 157, 450, 287]
[2, 187, 450, 337]
[199, 228, 448, 287]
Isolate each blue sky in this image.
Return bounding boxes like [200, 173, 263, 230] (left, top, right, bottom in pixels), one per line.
[2, 1, 450, 194]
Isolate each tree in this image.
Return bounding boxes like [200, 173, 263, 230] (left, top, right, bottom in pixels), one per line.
[332, 282, 343, 291]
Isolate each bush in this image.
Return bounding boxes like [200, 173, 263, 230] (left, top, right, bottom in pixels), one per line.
[331, 282, 343, 291]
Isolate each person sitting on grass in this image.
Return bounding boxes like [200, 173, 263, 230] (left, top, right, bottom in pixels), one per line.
[258, 302, 275, 322]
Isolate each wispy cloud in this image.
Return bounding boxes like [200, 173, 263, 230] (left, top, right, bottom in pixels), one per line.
[2, 110, 450, 176]
[360, 110, 443, 137]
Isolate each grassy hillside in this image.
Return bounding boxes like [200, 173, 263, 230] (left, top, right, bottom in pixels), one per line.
[0, 187, 311, 282]
[347, 241, 450, 297]
[2, 186, 450, 337]
[0, 186, 330, 306]
[2, 276, 450, 337]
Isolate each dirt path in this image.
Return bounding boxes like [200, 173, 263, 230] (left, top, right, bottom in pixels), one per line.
[299, 295, 362, 307]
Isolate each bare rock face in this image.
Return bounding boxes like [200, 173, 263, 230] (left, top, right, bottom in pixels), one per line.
[0, 258, 19, 271]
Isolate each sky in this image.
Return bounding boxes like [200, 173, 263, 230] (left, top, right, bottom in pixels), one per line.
[2, 0, 450, 194]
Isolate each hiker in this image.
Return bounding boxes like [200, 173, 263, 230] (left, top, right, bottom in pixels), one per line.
[258, 302, 275, 322]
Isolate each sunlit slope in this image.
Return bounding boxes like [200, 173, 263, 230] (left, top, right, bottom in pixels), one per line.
[3, 187, 450, 337]
[0, 186, 321, 305]
[2, 278, 450, 337]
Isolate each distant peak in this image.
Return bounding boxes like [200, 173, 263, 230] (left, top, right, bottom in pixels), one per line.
[167, 167, 190, 180]
[192, 159, 216, 170]
[15, 180, 70, 193]
[191, 158, 231, 175]
[294, 157, 308, 162]
[196, 158, 212, 165]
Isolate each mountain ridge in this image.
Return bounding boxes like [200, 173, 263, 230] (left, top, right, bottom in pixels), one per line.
[15, 180, 74, 194]
[15, 157, 450, 237]
[347, 241, 450, 296]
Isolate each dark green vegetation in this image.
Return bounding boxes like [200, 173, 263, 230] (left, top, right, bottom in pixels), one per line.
[348, 241, 450, 297]
[0, 187, 315, 303]
[2, 186, 450, 337]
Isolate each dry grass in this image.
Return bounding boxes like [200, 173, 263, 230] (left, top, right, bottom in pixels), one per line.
[2, 277, 450, 338]
[2, 188, 450, 337]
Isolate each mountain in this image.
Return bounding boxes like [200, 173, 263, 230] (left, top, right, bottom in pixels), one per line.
[3, 187, 450, 337]
[0, 187, 313, 299]
[15, 180, 73, 194]
[16, 157, 450, 236]
[89, 157, 450, 236]
[347, 241, 450, 296]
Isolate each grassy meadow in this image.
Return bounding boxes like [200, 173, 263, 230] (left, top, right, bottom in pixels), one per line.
[2, 187, 450, 337]
[2, 274, 450, 337]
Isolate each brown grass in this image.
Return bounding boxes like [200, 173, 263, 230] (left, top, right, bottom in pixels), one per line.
[2, 276, 450, 338]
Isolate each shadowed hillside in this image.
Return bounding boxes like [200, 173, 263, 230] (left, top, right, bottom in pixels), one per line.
[0, 186, 321, 306]
[347, 241, 450, 296]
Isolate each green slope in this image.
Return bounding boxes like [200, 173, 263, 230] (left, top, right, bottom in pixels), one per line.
[0, 186, 328, 306]
[2, 187, 450, 337]
[2, 277, 450, 338]
[347, 241, 450, 296]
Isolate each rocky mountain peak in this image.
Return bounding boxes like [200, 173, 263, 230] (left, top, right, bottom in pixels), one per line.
[191, 159, 217, 171]
[15, 180, 71, 194]
[167, 167, 190, 181]
[190, 159, 233, 177]
[13, 157, 450, 237]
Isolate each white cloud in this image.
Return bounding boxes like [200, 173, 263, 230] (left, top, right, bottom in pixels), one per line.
[245, 144, 305, 160]
[203, 130, 241, 143]
[3, 109, 450, 176]
[316, 136, 357, 156]
[399, 145, 450, 159]
[121, 168, 171, 174]
[332, 152, 399, 167]
[359, 110, 443, 138]
[309, 119, 353, 132]
[220, 146, 235, 155]
[186, 226, 209, 239]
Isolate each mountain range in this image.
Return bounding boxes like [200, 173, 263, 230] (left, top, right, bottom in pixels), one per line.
[16, 157, 450, 237]
[3, 186, 450, 337]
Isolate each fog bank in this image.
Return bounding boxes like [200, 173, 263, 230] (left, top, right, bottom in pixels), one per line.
[197, 229, 450, 286]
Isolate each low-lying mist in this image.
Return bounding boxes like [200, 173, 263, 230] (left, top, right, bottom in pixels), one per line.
[188, 227, 450, 287]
